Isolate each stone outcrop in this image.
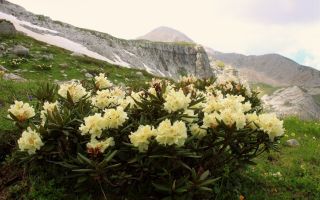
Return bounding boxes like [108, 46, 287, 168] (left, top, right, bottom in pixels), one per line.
[0, 19, 16, 35]
[262, 86, 320, 120]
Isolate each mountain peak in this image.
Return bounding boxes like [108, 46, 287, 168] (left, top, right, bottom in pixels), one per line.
[138, 26, 194, 43]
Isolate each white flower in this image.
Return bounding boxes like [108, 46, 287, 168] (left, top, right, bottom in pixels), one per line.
[156, 119, 187, 147]
[164, 89, 191, 113]
[91, 88, 125, 109]
[18, 127, 43, 155]
[79, 113, 105, 138]
[95, 73, 112, 89]
[246, 112, 259, 130]
[257, 113, 284, 141]
[8, 101, 35, 122]
[40, 101, 59, 125]
[129, 125, 156, 152]
[202, 112, 220, 129]
[58, 81, 87, 103]
[103, 106, 128, 129]
[189, 124, 207, 138]
[219, 109, 246, 130]
[86, 137, 114, 154]
[182, 109, 197, 123]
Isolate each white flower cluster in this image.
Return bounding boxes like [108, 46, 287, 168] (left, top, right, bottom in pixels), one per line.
[8, 101, 35, 122]
[58, 81, 87, 103]
[246, 112, 284, 141]
[86, 137, 115, 154]
[95, 73, 113, 90]
[164, 89, 191, 113]
[40, 101, 59, 125]
[91, 87, 126, 109]
[129, 119, 187, 151]
[17, 127, 44, 155]
[79, 106, 128, 138]
[203, 94, 250, 130]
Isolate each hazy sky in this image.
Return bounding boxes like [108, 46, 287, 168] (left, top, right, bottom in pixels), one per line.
[7, 0, 320, 70]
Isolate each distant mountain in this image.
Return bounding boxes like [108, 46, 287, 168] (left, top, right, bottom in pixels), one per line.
[137, 26, 194, 43]
[207, 48, 320, 87]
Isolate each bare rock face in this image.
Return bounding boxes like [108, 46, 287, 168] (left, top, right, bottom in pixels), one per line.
[262, 86, 320, 120]
[0, 19, 16, 35]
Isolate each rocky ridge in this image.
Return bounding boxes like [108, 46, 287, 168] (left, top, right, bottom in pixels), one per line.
[0, 1, 213, 79]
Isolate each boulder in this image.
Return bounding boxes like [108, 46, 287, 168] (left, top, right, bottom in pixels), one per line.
[0, 20, 16, 35]
[0, 65, 8, 71]
[285, 139, 300, 147]
[3, 73, 26, 82]
[41, 54, 54, 61]
[136, 71, 144, 76]
[85, 73, 93, 78]
[59, 63, 69, 69]
[12, 45, 29, 57]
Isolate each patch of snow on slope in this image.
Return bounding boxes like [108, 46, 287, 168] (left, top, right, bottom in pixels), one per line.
[0, 12, 116, 64]
[123, 50, 136, 57]
[0, 12, 58, 34]
[142, 63, 156, 74]
[113, 54, 131, 68]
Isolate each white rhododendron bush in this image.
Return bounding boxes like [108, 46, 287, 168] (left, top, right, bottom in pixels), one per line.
[7, 74, 284, 199]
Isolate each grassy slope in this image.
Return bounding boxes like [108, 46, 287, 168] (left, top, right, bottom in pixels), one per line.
[251, 82, 281, 97]
[0, 33, 155, 131]
[242, 117, 320, 199]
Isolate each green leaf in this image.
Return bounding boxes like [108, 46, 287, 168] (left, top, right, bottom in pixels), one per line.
[199, 177, 220, 186]
[77, 153, 94, 166]
[72, 169, 94, 172]
[199, 170, 210, 181]
[152, 183, 171, 192]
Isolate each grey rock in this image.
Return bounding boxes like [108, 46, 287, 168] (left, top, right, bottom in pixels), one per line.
[12, 45, 29, 57]
[285, 139, 300, 147]
[136, 71, 143, 76]
[59, 63, 69, 69]
[85, 73, 93, 78]
[262, 86, 320, 120]
[0, 65, 8, 71]
[3, 73, 26, 81]
[41, 54, 54, 60]
[0, 19, 16, 35]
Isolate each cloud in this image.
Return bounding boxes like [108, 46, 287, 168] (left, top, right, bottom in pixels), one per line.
[240, 0, 320, 24]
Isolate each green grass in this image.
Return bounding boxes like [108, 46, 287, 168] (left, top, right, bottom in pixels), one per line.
[251, 82, 281, 97]
[241, 117, 320, 199]
[0, 33, 157, 131]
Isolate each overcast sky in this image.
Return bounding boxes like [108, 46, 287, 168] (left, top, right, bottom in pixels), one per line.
[7, 0, 320, 70]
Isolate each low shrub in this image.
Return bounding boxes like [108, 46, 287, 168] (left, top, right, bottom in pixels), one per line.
[6, 74, 284, 199]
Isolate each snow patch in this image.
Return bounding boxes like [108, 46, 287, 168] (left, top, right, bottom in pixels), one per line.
[113, 54, 131, 68]
[123, 50, 136, 57]
[0, 12, 116, 64]
[0, 12, 58, 34]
